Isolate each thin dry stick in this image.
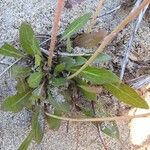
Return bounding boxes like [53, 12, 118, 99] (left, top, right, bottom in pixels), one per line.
[132, 76, 150, 89]
[120, 1, 149, 80]
[87, 0, 105, 33]
[99, 5, 121, 18]
[45, 112, 150, 122]
[41, 47, 92, 57]
[48, 0, 65, 67]
[67, 0, 150, 80]
[0, 58, 21, 78]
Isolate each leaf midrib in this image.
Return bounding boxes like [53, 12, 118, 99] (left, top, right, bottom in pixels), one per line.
[1, 47, 23, 57]
[62, 14, 91, 40]
[11, 91, 31, 108]
[30, 73, 42, 85]
[108, 83, 146, 107]
[83, 70, 118, 82]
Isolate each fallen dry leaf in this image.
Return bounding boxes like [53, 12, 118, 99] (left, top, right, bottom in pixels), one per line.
[129, 51, 139, 62]
[73, 30, 108, 49]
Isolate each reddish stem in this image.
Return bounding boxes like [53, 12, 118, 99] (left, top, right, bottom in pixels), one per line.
[48, 0, 65, 67]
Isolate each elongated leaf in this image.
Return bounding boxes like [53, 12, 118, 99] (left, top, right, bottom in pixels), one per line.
[2, 91, 32, 112]
[75, 66, 120, 85]
[31, 109, 43, 143]
[66, 37, 73, 52]
[60, 90, 72, 103]
[81, 89, 96, 101]
[74, 56, 87, 66]
[16, 78, 30, 93]
[100, 121, 119, 139]
[0, 43, 24, 58]
[96, 101, 120, 139]
[51, 78, 67, 87]
[46, 109, 61, 130]
[18, 132, 33, 150]
[11, 65, 31, 78]
[19, 22, 41, 55]
[93, 53, 111, 64]
[73, 30, 107, 48]
[32, 85, 43, 99]
[104, 83, 149, 109]
[60, 57, 76, 70]
[27, 72, 42, 88]
[61, 13, 92, 40]
[75, 78, 96, 101]
[79, 85, 102, 94]
[80, 107, 94, 117]
[29, 85, 46, 107]
[54, 63, 65, 74]
[35, 54, 42, 67]
[48, 92, 70, 113]
[79, 85, 97, 101]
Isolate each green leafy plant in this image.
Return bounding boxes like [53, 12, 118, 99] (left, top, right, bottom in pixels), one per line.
[0, 2, 149, 149]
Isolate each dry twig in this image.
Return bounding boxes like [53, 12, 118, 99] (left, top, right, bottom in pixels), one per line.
[87, 0, 105, 33]
[45, 112, 150, 122]
[99, 5, 121, 18]
[48, 0, 65, 67]
[0, 58, 21, 78]
[41, 47, 92, 57]
[120, 0, 149, 80]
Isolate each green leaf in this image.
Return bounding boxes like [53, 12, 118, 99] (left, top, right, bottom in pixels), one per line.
[104, 83, 149, 109]
[16, 78, 30, 93]
[93, 53, 111, 64]
[54, 63, 65, 74]
[66, 37, 73, 52]
[0, 43, 24, 58]
[11, 65, 31, 78]
[18, 132, 33, 150]
[48, 92, 70, 113]
[61, 13, 92, 40]
[28, 85, 45, 105]
[2, 91, 32, 112]
[31, 109, 43, 143]
[80, 107, 94, 117]
[60, 90, 72, 103]
[74, 56, 87, 66]
[95, 101, 120, 139]
[74, 78, 96, 101]
[79, 85, 102, 94]
[27, 72, 42, 88]
[100, 121, 120, 139]
[32, 86, 42, 98]
[35, 54, 42, 67]
[19, 22, 41, 55]
[51, 78, 67, 87]
[79, 85, 97, 101]
[46, 109, 61, 130]
[75, 66, 120, 85]
[60, 57, 76, 70]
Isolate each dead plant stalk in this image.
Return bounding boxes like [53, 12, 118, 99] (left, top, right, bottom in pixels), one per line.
[48, 0, 65, 67]
[87, 0, 105, 33]
[67, 0, 150, 80]
[45, 112, 150, 122]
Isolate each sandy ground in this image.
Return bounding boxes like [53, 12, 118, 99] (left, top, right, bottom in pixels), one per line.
[0, 0, 150, 150]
